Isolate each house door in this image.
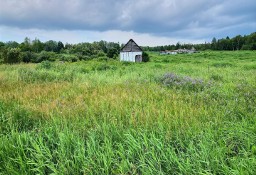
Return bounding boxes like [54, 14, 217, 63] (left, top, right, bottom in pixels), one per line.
[135, 55, 142, 62]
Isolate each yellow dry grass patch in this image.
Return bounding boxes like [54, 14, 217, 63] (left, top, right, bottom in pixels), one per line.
[0, 81, 71, 113]
[0, 77, 207, 127]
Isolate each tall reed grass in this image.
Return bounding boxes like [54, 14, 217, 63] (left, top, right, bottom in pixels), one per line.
[0, 51, 256, 174]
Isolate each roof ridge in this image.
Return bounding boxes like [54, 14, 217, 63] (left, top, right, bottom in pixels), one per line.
[120, 39, 143, 52]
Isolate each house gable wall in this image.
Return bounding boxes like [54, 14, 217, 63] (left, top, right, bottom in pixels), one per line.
[120, 51, 142, 62]
[120, 39, 142, 52]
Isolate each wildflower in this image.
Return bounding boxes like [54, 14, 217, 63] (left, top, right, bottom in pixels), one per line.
[160, 72, 210, 91]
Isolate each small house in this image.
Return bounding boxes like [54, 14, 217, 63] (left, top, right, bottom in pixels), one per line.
[120, 39, 143, 62]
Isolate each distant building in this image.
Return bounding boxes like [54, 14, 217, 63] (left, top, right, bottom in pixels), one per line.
[160, 48, 198, 55]
[160, 50, 177, 55]
[120, 39, 143, 62]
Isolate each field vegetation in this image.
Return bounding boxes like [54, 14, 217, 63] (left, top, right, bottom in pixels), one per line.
[0, 51, 256, 174]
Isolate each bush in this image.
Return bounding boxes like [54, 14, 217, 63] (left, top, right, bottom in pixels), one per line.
[70, 55, 79, 62]
[142, 52, 150, 62]
[3, 48, 22, 64]
[0, 52, 3, 64]
[34, 51, 57, 63]
[97, 51, 106, 57]
[107, 48, 118, 59]
[37, 60, 52, 70]
[77, 54, 91, 61]
[59, 55, 79, 62]
[20, 51, 37, 63]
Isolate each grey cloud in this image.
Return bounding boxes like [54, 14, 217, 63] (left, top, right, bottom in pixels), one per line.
[0, 0, 255, 40]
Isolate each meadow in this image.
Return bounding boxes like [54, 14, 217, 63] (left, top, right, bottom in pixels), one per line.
[0, 51, 256, 174]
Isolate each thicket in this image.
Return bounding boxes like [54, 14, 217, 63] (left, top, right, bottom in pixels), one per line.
[0, 39, 120, 64]
[143, 32, 256, 51]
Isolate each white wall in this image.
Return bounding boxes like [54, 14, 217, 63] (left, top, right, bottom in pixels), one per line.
[120, 52, 142, 62]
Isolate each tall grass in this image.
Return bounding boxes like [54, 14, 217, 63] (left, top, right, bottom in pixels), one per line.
[0, 51, 256, 174]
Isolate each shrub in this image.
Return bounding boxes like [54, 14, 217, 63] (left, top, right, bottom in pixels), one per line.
[34, 51, 57, 63]
[0, 52, 3, 64]
[107, 48, 118, 59]
[60, 55, 79, 62]
[3, 48, 22, 64]
[70, 55, 79, 62]
[77, 54, 91, 61]
[20, 51, 37, 63]
[97, 51, 106, 57]
[159, 73, 211, 91]
[142, 52, 150, 62]
[37, 60, 52, 70]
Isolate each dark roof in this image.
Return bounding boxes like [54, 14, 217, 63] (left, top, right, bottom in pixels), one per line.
[120, 39, 143, 52]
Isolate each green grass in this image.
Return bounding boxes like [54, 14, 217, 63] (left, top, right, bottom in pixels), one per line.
[0, 51, 256, 174]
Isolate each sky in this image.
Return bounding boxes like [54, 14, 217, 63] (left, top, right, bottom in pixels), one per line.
[0, 0, 255, 46]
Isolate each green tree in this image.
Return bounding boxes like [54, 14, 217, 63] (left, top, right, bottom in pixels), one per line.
[211, 37, 217, 50]
[241, 32, 256, 50]
[107, 48, 118, 58]
[0, 42, 4, 48]
[31, 38, 44, 53]
[233, 35, 243, 50]
[98, 40, 108, 53]
[20, 51, 37, 63]
[5, 41, 19, 49]
[20, 37, 32, 52]
[3, 48, 22, 64]
[57, 41, 64, 53]
[44, 40, 58, 52]
[175, 42, 181, 49]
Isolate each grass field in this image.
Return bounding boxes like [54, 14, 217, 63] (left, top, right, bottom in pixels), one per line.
[0, 51, 256, 174]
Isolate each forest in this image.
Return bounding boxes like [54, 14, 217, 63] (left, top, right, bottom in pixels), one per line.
[143, 32, 256, 51]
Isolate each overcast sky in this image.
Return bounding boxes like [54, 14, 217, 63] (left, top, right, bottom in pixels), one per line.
[0, 0, 255, 46]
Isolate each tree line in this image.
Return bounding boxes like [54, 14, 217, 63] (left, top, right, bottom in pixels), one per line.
[0, 38, 121, 64]
[0, 32, 255, 64]
[142, 32, 256, 51]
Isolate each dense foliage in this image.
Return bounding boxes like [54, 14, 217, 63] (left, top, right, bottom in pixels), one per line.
[0, 32, 255, 64]
[143, 32, 256, 51]
[142, 51, 150, 62]
[0, 51, 256, 174]
[0, 39, 120, 64]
